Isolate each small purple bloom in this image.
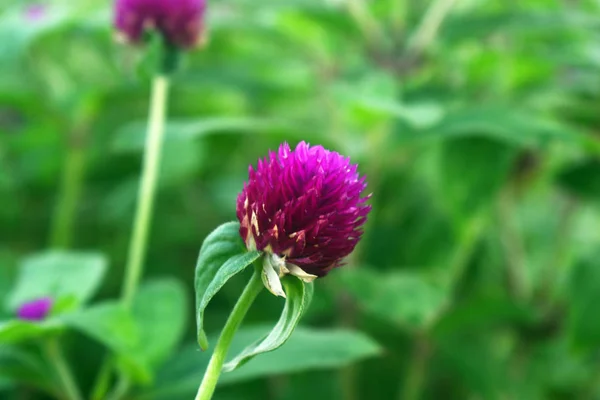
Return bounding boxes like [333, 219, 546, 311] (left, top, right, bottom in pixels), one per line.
[17, 297, 53, 321]
[237, 142, 371, 295]
[24, 4, 47, 21]
[114, 0, 206, 49]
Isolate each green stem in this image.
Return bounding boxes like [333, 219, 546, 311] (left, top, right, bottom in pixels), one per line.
[400, 335, 430, 400]
[106, 376, 130, 400]
[408, 0, 457, 55]
[195, 270, 264, 400]
[50, 126, 88, 249]
[44, 339, 82, 400]
[89, 357, 113, 400]
[346, 0, 384, 44]
[121, 74, 170, 307]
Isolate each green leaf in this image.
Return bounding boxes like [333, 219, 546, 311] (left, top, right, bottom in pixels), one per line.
[338, 268, 448, 332]
[0, 345, 55, 395]
[436, 136, 517, 219]
[62, 302, 138, 355]
[131, 279, 188, 367]
[194, 222, 259, 350]
[0, 320, 63, 344]
[113, 117, 292, 153]
[556, 159, 600, 201]
[141, 326, 379, 399]
[398, 106, 587, 149]
[567, 254, 600, 350]
[220, 326, 380, 384]
[7, 251, 107, 311]
[223, 277, 314, 372]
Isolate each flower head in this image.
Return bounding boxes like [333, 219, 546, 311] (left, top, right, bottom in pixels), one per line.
[237, 141, 371, 296]
[17, 297, 53, 322]
[114, 0, 206, 49]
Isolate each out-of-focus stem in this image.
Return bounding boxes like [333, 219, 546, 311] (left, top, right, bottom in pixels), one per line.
[401, 335, 431, 400]
[408, 0, 457, 55]
[50, 125, 88, 249]
[44, 339, 82, 400]
[346, 0, 384, 44]
[121, 74, 170, 307]
[498, 187, 528, 301]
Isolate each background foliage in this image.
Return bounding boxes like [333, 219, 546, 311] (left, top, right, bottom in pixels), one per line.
[2, 0, 600, 399]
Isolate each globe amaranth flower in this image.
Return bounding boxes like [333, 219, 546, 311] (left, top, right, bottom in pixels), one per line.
[17, 297, 53, 321]
[114, 0, 206, 49]
[237, 141, 371, 297]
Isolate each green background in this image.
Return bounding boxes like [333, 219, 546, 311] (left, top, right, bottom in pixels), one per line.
[2, 0, 600, 399]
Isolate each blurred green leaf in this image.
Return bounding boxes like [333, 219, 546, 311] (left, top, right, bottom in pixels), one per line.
[0, 320, 63, 344]
[221, 326, 380, 383]
[399, 106, 586, 149]
[436, 136, 517, 218]
[62, 301, 138, 355]
[113, 117, 295, 153]
[194, 221, 260, 350]
[339, 268, 448, 331]
[0, 5, 70, 64]
[7, 251, 107, 311]
[142, 325, 378, 400]
[567, 254, 600, 350]
[224, 277, 314, 372]
[557, 159, 600, 201]
[0, 345, 55, 395]
[131, 279, 188, 367]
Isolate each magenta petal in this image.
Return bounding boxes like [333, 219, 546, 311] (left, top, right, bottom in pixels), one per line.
[114, 0, 206, 49]
[236, 141, 371, 278]
[17, 297, 53, 321]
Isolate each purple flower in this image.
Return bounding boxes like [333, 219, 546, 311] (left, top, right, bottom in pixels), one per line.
[17, 297, 53, 322]
[114, 0, 206, 49]
[24, 4, 47, 21]
[237, 142, 371, 296]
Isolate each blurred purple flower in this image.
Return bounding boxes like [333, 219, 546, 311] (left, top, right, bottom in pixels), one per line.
[114, 0, 206, 49]
[17, 297, 53, 321]
[237, 142, 371, 295]
[24, 4, 47, 21]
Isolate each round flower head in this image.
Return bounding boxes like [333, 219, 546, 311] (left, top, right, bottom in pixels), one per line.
[236, 142, 371, 297]
[114, 0, 206, 49]
[17, 297, 53, 321]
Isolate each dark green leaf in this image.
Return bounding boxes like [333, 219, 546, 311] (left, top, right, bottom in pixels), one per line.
[194, 222, 260, 350]
[557, 159, 600, 201]
[339, 269, 448, 331]
[131, 279, 188, 366]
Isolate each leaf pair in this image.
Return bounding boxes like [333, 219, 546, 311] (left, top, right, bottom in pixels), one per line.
[194, 222, 313, 372]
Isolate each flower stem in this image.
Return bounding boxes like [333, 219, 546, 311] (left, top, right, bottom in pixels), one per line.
[195, 270, 264, 400]
[121, 74, 170, 307]
[408, 0, 457, 55]
[400, 335, 430, 400]
[50, 126, 88, 249]
[44, 339, 82, 400]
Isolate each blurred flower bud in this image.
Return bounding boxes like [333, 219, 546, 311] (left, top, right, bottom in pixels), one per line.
[17, 297, 53, 321]
[114, 0, 206, 49]
[237, 142, 371, 297]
